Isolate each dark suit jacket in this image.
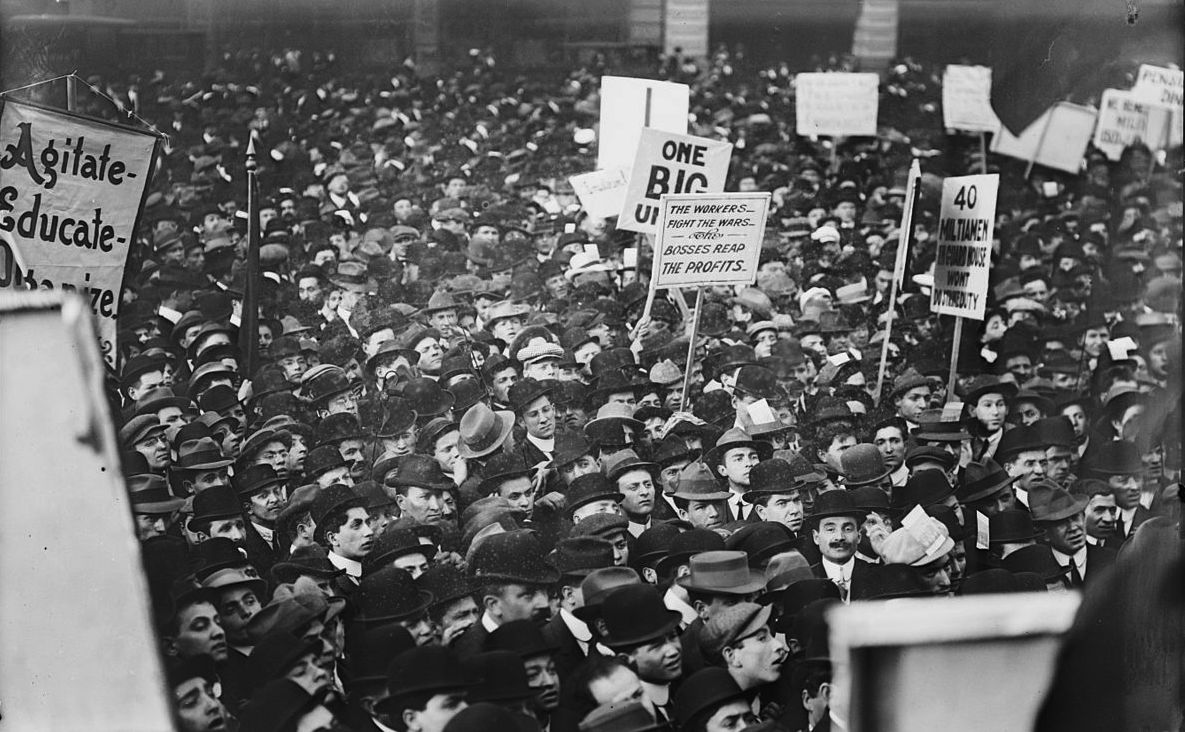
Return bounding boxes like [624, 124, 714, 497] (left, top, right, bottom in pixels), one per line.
[651, 495, 680, 523]
[541, 612, 592, 681]
[243, 522, 278, 580]
[1104, 505, 1155, 549]
[679, 617, 708, 674]
[452, 619, 492, 658]
[1084, 543, 1117, 586]
[810, 558, 881, 601]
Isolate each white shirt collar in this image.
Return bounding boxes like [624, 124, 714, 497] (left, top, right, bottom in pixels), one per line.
[560, 608, 592, 643]
[1051, 546, 1087, 572]
[526, 433, 555, 455]
[481, 610, 500, 633]
[627, 518, 651, 538]
[327, 551, 362, 581]
[641, 680, 670, 706]
[821, 556, 855, 583]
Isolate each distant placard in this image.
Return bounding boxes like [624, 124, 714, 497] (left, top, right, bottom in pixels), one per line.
[597, 76, 690, 172]
[651, 192, 770, 288]
[569, 167, 630, 219]
[990, 102, 1096, 174]
[617, 129, 732, 235]
[1131, 64, 1183, 110]
[795, 73, 879, 137]
[1093, 88, 1175, 161]
[943, 65, 1001, 133]
[931, 174, 999, 320]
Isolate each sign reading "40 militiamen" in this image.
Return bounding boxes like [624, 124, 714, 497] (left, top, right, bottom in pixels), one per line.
[0, 98, 159, 366]
[652, 192, 771, 288]
[930, 174, 999, 320]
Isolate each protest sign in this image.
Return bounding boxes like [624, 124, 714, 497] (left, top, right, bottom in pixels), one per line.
[597, 76, 689, 172]
[795, 73, 879, 137]
[0, 98, 158, 367]
[942, 65, 1001, 133]
[930, 174, 998, 320]
[664, 0, 710, 57]
[1093, 88, 1175, 161]
[990, 102, 1096, 174]
[617, 129, 732, 235]
[650, 192, 770, 288]
[569, 167, 630, 219]
[1131, 64, 1184, 110]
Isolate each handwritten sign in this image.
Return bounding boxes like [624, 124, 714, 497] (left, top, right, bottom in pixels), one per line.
[651, 192, 770, 288]
[0, 99, 158, 366]
[1131, 64, 1183, 111]
[943, 65, 1001, 133]
[930, 173, 999, 320]
[617, 129, 732, 235]
[1093, 88, 1175, 161]
[569, 167, 630, 219]
[597, 76, 689, 172]
[990, 102, 1096, 174]
[795, 73, 879, 137]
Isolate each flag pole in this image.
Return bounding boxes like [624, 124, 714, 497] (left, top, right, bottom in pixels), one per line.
[678, 288, 706, 413]
[240, 135, 262, 378]
[874, 159, 921, 402]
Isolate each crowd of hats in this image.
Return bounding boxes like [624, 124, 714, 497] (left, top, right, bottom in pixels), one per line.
[90, 36, 1185, 732]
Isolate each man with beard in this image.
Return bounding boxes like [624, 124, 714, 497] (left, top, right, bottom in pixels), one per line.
[452, 530, 559, 657]
[234, 465, 289, 575]
[707, 428, 773, 523]
[598, 584, 685, 724]
[808, 491, 879, 602]
[742, 458, 805, 536]
[166, 656, 232, 732]
[487, 620, 577, 732]
[702, 602, 789, 714]
[1029, 480, 1116, 588]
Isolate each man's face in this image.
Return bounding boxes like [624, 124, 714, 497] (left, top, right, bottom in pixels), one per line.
[520, 396, 556, 439]
[330, 507, 375, 560]
[523, 359, 559, 382]
[792, 359, 817, 385]
[398, 486, 444, 523]
[1044, 512, 1086, 555]
[217, 586, 261, 644]
[679, 499, 725, 530]
[1005, 355, 1035, 383]
[246, 482, 287, 524]
[136, 511, 172, 541]
[207, 518, 247, 545]
[659, 459, 690, 492]
[974, 394, 1008, 432]
[820, 435, 857, 473]
[135, 428, 172, 471]
[918, 556, 953, 595]
[172, 601, 228, 663]
[524, 655, 561, 712]
[968, 488, 1015, 518]
[719, 447, 759, 487]
[1045, 446, 1074, 481]
[606, 531, 630, 566]
[705, 700, 759, 732]
[756, 492, 804, 533]
[571, 499, 621, 524]
[415, 337, 445, 374]
[253, 441, 290, 479]
[317, 466, 353, 489]
[433, 431, 461, 474]
[490, 367, 519, 403]
[492, 583, 551, 623]
[278, 354, 308, 382]
[1083, 493, 1118, 540]
[338, 438, 367, 479]
[325, 386, 361, 416]
[392, 551, 431, 579]
[1015, 400, 1044, 426]
[498, 476, 536, 516]
[834, 201, 857, 224]
[873, 426, 906, 470]
[588, 665, 645, 707]
[1004, 450, 1047, 489]
[726, 626, 789, 684]
[627, 630, 683, 682]
[1107, 474, 1142, 510]
[436, 596, 480, 646]
[173, 676, 230, 732]
[814, 516, 859, 563]
[1081, 327, 1109, 358]
[895, 386, 931, 421]
[617, 469, 655, 518]
[559, 455, 601, 486]
[490, 317, 523, 345]
[404, 692, 468, 732]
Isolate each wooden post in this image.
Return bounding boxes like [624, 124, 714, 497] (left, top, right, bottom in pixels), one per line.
[678, 288, 705, 413]
[1024, 107, 1055, 179]
[978, 132, 988, 174]
[66, 74, 77, 112]
[947, 316, 964, 397]
[875, 160, 921, 402]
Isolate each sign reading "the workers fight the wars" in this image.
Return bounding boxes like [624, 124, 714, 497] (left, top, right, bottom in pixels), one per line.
[0, 98, 158, 365]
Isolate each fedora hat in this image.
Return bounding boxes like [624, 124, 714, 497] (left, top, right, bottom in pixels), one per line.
[358, 566, 434, 624]
[301, 365, 358, 406]
[401, 377, 455, 418]
[470, 529, 561, 585]
[564, 473, 624, 518]
[891, 470, 956, 513]
[200, 567, 267, 601]
[961, 374, 1019, 405]
[835, 280, 872, 305]
[550, 536, 616, 577]
[330, 260, 377, 293]
[119, 414, 166, 447]
[128, 474, 185, 514]
[1001, 544, 1072, 582]
[553, 429, 598, 470]
[175, 437, 234, 471]
[270, 544, 345, 585]
[507, 377, 554, 412]
[652, 434, 698, 467]
[704, 428, 773, 467]
[603, 449, 657, 484]
[808, 490, 868, 523]
[579, 700, 666, 732]
[458, 403, 515, 459]
[599, 583, 682, 648]
[1027, 480, 1089, 523]
[988, 509, 1040, 544]
[246, 584, 344, 645]
[233, 464, 286, 499]
[724, 523, 795, 567]
[365, 339, 420, 374]
[374, 646, 473, 716]
[385, 454, 452, 492]
[673, 667, 749, 729]
[956, 459, 1016, 503]
[654, 528, 727, 578]
[478, 452, 533, 495]
[678, 550, 767, 595]
[448, 377, 489, 414]
[1081, 440, 1143, 477]
[583, 402, 644, 446]
[237, 679, 320, 732]
[421, 290, 460, 314]
[134, 386, 192, 418]
[996, 425, 1048, 461]
[571, 567, 642, 624]
[588, 371, 649, 404]
[189, 484, 243, 526]
[485, 300, 532, 324]
[304, 445, 348, 479]
[670, 461, 732, 502]
[630, 522, 684, 568]
[840, 443, 891, 486]
[371, 397, 418, 439]
[912, 412, 972, 442]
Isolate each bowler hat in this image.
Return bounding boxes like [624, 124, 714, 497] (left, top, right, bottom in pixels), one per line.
[631, 522, 683, 568]
[1028, 480, 1089, 523]
[742, 458, 798, 502]
[305, 445, 348, 479]
[417, 564, 476, 608]
[670, 461, 732, 501]
[732, 365, 782, 401]
[848, 485, 891, 513]
[479, 452, 534, 496]
[190, 484, 243, 526]
[470, 529, 561, 585]
[463, 651, 536, 704]
[996, 425, 1048, 461]
[371, 397, 418, 438]
[565, 474, 624, 518]
[572, 567, 643, 624]
[507, 377, 554, 413]
[1032, 416, 1076, 448]
[583, 401, 645, 441]
[774, 579, 841, 635]
[358, 566, 434, 624]
[579, 700, 666, 732]
[652, 434, 697, 467]
[988, 509, 1040, 544]
[840, 443, 891, 486]
[599, 583, 682, 648]
[553, 430, 598, 470]
[234, 464, 286, 499]
[385, 454, 452, 492]
[175, 437, 234, 471]
[673, 667, 749, 728]
[128, 474, 185, 514]
[449, 377, 489, 414]
[655, 528, 727, 578]
[808, 490, 868, 523]
[891, 470, 956, 513]
[302, 365, 357, 405]
[374, 646, 472, 715]
[1081, 440, 1143, 476]
[864, 564, 933, 599]
[956, 459, 1016, 504]
[961, 374, 1019, 405]
[1001, 544, 1071, 582]
[705, 428, 773, 466]
[603, 449, 657, 484]
[345, 624, 417, 687]
[550, 537, 616, 577]
[270, 544, 345, 585]
[309, 484, 362, 530]
[364, 527, 438, 573]
[191, 538, 254, 582]
[313, 412, 368, 448]
[488, 619, 560, 659]
[724, 522, 796, 567]
[678, 550, 767, 595]
[401, 377, 455, 418]
[444, 701, 537, 732]
[458, 402, 515, 458]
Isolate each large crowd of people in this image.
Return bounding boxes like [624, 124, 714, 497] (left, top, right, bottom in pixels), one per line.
[85, 42, 1183, 732]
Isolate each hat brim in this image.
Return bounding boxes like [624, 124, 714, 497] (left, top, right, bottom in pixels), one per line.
[360, 589, 435, 625]
[704, 439, 774, 467]
[583, 415, 645, 435]
[677, 570, 767, 596]
[957, 474, 1017, 504]
[601, 608, 682, 648]
[133, 497, 186, 513]
[965, 382, 1020, 404]
[1032, 495, 1090, 523]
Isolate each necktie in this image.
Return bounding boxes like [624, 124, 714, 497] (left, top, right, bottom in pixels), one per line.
[653, 702, 672, 723]
[834, 576, 850, 602]
[1117, 517, 1128, 538]
[1069, 561, 1083, 587]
